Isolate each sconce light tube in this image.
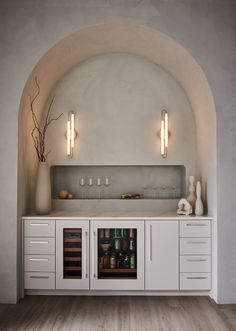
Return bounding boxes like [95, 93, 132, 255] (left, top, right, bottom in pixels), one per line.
[67, 111, 76, 158]
[160, 110, 169, 158]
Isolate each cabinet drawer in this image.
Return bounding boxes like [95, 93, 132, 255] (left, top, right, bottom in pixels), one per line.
[180, 238, 211, 255]
[180, 273, 211, 290]
[24, 238, 55, 255]
[180, 255, 211, 272]
[24, 272, 55, 290]
[24, 255, 55, 272]
[24, 220, 55, 237]
[180, 220, 211, 238]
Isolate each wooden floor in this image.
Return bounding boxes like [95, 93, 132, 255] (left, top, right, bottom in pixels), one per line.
[0, 296, 236, 331]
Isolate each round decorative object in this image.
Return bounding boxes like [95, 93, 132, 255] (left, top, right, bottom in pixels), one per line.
[177, 198, 192, 216]
[35, 162, 51, 215]
[195, 181, 204, 216]
[59, 189, 69, 199]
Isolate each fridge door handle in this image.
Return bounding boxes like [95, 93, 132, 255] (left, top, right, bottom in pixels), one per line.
[83, 230, 88, 279]
[93, 231, 97, 279]
[148, 224, 152, 262]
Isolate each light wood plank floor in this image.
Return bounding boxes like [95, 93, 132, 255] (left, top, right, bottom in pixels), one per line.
[0, 296, 236, 331]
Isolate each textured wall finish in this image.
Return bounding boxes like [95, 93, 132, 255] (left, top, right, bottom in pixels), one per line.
[0, 0, 235, 303]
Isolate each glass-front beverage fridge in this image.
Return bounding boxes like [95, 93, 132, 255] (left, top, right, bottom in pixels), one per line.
[90, 220, 144, 290]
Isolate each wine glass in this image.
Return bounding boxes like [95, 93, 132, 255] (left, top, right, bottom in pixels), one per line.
[79, 178, 85, 199]
[104, 178, 110, 199]
[96, 178, 102, 199]
[88, 178, 94, 199]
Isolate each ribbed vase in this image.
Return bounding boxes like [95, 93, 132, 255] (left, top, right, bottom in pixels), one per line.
[35, 162, 51, 215]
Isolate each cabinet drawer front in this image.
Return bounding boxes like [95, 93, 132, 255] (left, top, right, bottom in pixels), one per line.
[24, 272, 55, 290]
[180, 220, 211, 238]
[180, 238, 211, 255]
[24, 220, 55, 237]
[24, 238, 55, 255]
[24, 255, 55, 272]
[180, 255, 211, 272]
[180, 273, 211, 290]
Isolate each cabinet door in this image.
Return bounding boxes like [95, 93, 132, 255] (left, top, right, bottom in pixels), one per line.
[90, 219, 144, 290]
[56, 220, 89, 290]
[145, 221, 179, 290]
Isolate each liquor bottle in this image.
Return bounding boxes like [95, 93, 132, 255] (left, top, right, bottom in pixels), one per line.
[114, 229, 120, 238]
[117, 252, 123, 268]
[99, 229, 104, 239]
[129, 229, 135, 238]
[110, 253, 116, 269]
[123, 254, 129, 268]
[122, 238, 129, 251]
[129, 238, 135, 251]
[130, 253, 135, 269]
[114, 238, 121, 250]
[105, 229, 110, 238]
[103, 252, 110, 269]
[121, 229, 127, 237]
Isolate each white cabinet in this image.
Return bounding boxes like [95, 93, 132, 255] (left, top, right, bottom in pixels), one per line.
[145, 220, 179, 290]
[56, 220, 89, 290]
[90, 220, 144, 290]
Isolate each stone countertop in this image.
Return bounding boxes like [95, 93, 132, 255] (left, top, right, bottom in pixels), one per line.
[22, 211, 213, 220]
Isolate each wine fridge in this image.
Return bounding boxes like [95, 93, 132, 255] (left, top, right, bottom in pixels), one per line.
[90, 220, 144, 290]
[56, 220, 89, 290]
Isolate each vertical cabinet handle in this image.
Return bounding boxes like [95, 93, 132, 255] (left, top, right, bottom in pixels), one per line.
[148, 224, 152, 262]
[83, 231, 88, 279]
[93, 231, 96, 279]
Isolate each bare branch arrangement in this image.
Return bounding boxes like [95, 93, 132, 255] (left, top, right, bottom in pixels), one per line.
[30, 77, 63, 162]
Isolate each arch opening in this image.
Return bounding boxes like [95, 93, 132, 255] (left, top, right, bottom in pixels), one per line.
[18, 24, 217, 298]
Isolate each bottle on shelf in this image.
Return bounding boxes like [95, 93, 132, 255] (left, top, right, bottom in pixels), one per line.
[123, 254, 130, 268]
[117, 252, 123, 268]
[105, 228, 110, 238]
[122, 238, 129, 251]
[129, 229, 135, 238]
[110, 253, 116, 269]
[114, 228, 120, 238]
[129, 238, 135, 251]
[121, 229, 127, 237]
[130, 253, 136, 269]
[103, 252, 110, 269]
[99, 229, 104, 239]
[114, 238, 121, 250]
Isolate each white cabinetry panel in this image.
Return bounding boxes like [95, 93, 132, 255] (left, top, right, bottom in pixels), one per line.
[145, 220, 179, 290]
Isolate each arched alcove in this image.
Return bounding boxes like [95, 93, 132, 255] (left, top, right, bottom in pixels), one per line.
[18, 24, 217, 298]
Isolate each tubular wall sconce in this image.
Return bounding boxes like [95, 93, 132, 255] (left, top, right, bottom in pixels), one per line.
[67, 111, 77, 158]
[160, 109, 169, 158]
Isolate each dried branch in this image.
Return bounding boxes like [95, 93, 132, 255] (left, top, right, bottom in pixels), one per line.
[30, 76, 63, 162]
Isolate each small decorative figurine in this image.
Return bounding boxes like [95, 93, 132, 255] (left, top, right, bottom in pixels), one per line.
[187, 176, 196, 214]
[177, 198, 192, 216]
[195, 181, 204, 216]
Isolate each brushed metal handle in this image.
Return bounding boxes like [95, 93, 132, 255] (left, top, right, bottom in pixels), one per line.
[30, 276, 49, 279]
[29, 258, 49, 262]
[187, 259, 207, 262]
[187, 277, 207, 280]
[83, 231, 88, 279]
[186, 223, 206, 226]
[187, 241, 207, 244]
[148, 224, 152, 262]
[93, 231, 96, 279]
[30, 241, 49, 244]
[30, 223, 49, 226]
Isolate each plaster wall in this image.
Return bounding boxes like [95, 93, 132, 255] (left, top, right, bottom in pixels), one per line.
[0, 0, 235, 303]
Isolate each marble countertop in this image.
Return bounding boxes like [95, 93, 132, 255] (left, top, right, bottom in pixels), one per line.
[22, 211, 213, 220]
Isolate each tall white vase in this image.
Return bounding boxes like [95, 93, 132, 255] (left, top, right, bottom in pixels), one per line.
[35, 162, 51, 215]
[195, 181, 204, 216]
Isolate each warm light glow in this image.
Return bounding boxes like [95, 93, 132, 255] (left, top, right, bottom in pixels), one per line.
[67, 119, 71, 156]
[67, 111, 76, 158]
[160, 110, 169, 158]
[71, 113, 75, 148]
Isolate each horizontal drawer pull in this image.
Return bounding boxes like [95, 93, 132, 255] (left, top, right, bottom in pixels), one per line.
[29, 258, 49, 262]
[30, 241, 49, 244]
[186, 277, 207, 280]
[30, 275, 49, 279]
[30, 223, 49, 226]
[186, 223, 206, 226]
[187, 241, 208, 244]
[187, 259, 207, 262]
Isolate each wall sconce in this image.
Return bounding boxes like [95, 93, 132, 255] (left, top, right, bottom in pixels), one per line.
[67, 111, 76, 158]
[160, 109, 169, 158]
